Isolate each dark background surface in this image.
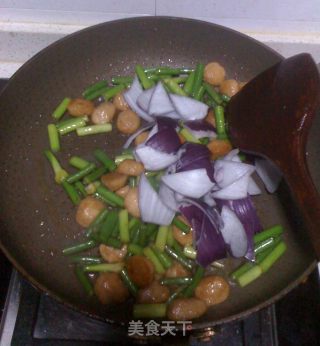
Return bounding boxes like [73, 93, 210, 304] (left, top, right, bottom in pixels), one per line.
[0, 78, 12, 319]
[0, 251, 11, 307]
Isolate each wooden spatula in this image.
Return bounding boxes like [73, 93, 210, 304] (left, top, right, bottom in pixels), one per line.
[227, 53, 320, 258]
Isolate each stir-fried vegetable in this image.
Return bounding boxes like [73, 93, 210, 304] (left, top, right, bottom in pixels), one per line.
[44, 61, 287, 321]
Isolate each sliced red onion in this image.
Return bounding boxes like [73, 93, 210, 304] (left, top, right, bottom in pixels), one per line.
[177, 143, 211, 166]
[146, 123, 158, 140]
[162, 168, 214, 198]
[180, 203, 226, 267]
[212, 173, 251, 200]
[123, 123, 154, 149]
[175, 143, 214, 182]
[183, 120, 216, 139]
[149, 82, 175, 116]
[178, 158, 215, 183]
[214, 160, 255, 188]
[135, 145, 178, 171]
[222, 149, 261, 195]
[169, 94, 208, 120]
[180, 198, 223, 229]
[146, 127, 181, 154]
[255, 158, 282, 193]
[123, 76, 154, 122]
[138, 174, 175, 225]
[220, 206, 248, 258]
[156, 116, 179, 131]
[137, 86, 155, 112]
[216, 196, 262, 260]
[158, 182, 179, 211]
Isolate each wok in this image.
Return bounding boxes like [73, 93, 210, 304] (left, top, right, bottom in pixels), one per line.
[0, 16, 318, 329]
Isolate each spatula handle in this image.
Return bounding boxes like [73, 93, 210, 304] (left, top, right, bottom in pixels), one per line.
[284, 159, 320, 259]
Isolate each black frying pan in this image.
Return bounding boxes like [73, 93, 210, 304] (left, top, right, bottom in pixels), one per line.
[0, 17, 317, 329]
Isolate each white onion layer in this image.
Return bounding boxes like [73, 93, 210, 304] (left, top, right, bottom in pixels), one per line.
[162, 168, 214, 198]
[158, 183, 179, 211]
[212, 173, 251, 200]
[220, 206, 248, 257]
[169, 94, 208, 120]
[138, 174, 175, 225]
[149, 82, 175, 116]
[123, 76, 154, 122]
[214, 160, 255, 189]
[135, 145, 178, 171]
[137, 87, 155, 112]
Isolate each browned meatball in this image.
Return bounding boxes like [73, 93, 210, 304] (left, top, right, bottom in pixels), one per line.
[101, 172, 128, 192]
[124, 187, 140, 218]
[137, 281, 170, 304]
[219, 79, 239, 97]
[116, 110, 141, 134]
[172, 216, 193, 246]
[207, 139, 233, 160]
[204, 62, 226, 86]
[116, 159, 144, 176]
[165, 261, 191, 278]
[134, 131, 149, 146]
[113, 93, 129, 111]
[172, 228, 193, 247]
[115, 185, 130, 197]
[195, 276, 230, 306]
[167, 298, 207, 321]
[67, 98, 94, 117]
[205, 109, 216, 127]
[99, 244, 127, 263]
[75, 196, 105, 227]
[126, 255, 154, 288]
[91, 101, 116, 124]
[94, 272, 129, 304]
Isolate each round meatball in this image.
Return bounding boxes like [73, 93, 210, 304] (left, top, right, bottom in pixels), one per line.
[165, 262, 191, 278]
[91, 101, 116, 124]
[204, 62, 226, 86]
[115, 185, 130, 197]
[67, 98, 94, 116]
[134, 131, 149, 146]
[126, 255, 154, 288]
[137, 281, 170, 304]
[124, 187, 140, 218]
[116, 110, 141, 134]
[99, 244, 127, 263]
[195, 275, 230, 306]
[94, 272, 129, 304]
[101, 172, 128, 191]
[113, 93, 129, 111]
[219, 79, 239, 97]
[116, 159, 144, 176]
[75, 196, 105, 228]
[167, 298, 207, 321]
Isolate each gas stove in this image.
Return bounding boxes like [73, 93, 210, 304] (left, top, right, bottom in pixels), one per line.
[0, 77, 319, 345]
